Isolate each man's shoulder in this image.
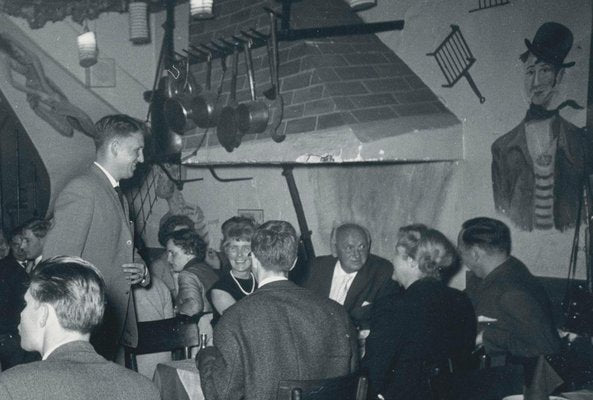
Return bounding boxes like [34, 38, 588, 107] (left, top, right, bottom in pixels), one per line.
[229, 280, 338, 313]
[0, 349, 157, 389]
[305, 255, 337, 283]
[492, 122, 524, 151]
[310, 255, 337, 267]
[487, 258, 536, 291]
[57, 167, 104, 194]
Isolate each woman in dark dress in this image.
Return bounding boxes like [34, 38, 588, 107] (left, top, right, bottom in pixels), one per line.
[363, 224, 476, 400]
[165, 229, 219, 317]
[209, 218, 257, 325]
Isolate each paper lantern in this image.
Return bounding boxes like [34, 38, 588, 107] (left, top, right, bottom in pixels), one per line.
[347, 0, 376, 12]
[190, 0, 214, 19]
[77, 27, 98, 68]
[129, 1, 150, 44]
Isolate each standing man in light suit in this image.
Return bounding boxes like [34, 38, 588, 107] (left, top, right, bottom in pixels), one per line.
[43, 114, 150, 361]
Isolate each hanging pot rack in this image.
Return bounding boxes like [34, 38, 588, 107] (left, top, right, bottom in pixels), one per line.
[178, 5, 404, 65]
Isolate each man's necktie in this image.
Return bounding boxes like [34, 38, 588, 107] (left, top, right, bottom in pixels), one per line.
[336, 275, 353, 305]
[114, 186, 126, 211]
[26, 260, 35, 274]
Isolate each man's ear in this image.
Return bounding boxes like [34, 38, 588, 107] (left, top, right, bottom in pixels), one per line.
[471, 247, 482, 263]
[39, 303, 50, 328]
[109, 138, 119, 157]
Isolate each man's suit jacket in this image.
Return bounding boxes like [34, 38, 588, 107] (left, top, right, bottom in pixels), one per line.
[43, 164, 139, 348]
[0, 254, 29, 334]
[491, 115, 593, 231]
[465, 257, 560, 358]
[0, 341, 160, 400]
[197, 280, 358, 400]
[303, 254, 396, 329]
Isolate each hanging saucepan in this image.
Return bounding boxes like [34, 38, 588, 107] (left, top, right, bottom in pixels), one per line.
[193, 49, 221, 128]
[164, 91, 199, 134]
[236, 40, 269, 135]
[164, 58, 201, 134]
[259, 12, 285, 142]
[217, 42, 241, 152]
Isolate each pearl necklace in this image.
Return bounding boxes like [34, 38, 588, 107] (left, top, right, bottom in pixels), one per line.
[230, 271, 255, 295]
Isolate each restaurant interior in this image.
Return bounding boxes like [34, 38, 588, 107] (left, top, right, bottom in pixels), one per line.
[0, 0, 592, 398]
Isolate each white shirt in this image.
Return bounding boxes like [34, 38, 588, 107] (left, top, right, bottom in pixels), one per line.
[94, 161, 118, 188]
[258, 276, 287, 288]
[328, 261, 358, 305]
[33, 255, 42, 267]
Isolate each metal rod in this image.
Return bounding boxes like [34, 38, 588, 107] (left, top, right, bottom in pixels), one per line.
[277, 20, 404, 41]
[249, 28, 269, 39]
[282, 166, 315, 261]
[208, 167, 252, 182]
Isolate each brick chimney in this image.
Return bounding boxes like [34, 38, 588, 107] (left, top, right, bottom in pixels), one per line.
[183, 0, 461, 163]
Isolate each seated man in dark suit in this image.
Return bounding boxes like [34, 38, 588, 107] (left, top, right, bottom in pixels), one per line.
[197, 220, 359, 400]
[0, 229, 32, 370]
[0, 229, 8, 260]
[303, 223, 398, 330]
[19, 218, 51, 273]
[0, 256, 160, 400]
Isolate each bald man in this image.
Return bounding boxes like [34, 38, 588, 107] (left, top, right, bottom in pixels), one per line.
[303, 223, 398, 330]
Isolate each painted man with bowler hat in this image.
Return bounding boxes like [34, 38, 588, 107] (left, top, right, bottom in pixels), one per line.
[491, 22, 593, 231]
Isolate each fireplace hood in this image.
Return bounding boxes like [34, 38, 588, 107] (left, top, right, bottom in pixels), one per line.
[181, 0, 462, 165]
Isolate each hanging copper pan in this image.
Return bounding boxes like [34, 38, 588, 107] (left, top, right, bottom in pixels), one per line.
[236, 40, 269, 135]
[217, 45, 241, 152]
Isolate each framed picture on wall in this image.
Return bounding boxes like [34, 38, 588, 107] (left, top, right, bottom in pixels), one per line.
[238, 209, 264, 225]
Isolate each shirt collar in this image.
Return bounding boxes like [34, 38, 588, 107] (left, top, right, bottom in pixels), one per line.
[94, 161, 118, 188]
[334, 260, 359, 279]
[258, 276, 287, 288]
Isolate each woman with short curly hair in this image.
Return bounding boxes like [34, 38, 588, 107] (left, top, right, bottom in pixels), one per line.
[363, 225, 476, 400]
[165, 229, 219, 317]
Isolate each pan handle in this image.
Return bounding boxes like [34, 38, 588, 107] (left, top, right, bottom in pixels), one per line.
[242, 40, 257, 101]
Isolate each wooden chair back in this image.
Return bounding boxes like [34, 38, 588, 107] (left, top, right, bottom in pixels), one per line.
[277, 373, 368, 400]
[124, 315, 200, 371]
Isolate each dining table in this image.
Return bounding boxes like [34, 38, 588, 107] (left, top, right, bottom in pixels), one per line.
[153, 359, 204, 400]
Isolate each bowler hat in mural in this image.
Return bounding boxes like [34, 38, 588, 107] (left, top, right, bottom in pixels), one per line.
[521, 22, 575, 68]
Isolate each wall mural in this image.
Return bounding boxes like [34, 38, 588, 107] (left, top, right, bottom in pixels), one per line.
[0, 31, 96, 138]
[491, 22, 592, 232]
